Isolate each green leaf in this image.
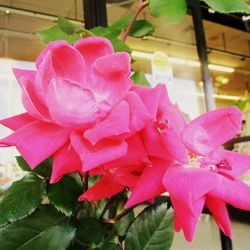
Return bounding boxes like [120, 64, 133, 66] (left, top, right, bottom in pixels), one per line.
[131, 71, 151, 87]
[111, 13, 134, 30]
[76, 218, 104, 245]
[16, 156, 52, 178]
[90, 26, 121, 39]
[125, 203, 174, 250]
[109, 38, 131, 53]
[201, 0, 250, 13]
[115, 210, 135, 237]
[0, 205, 75, 250]
[57, 16, 80, 35]
[99, 229, 119, 250]
[48, 173, 83, 216]
[149, 0, 187, 24]
[38, 25, 81, 44]
[129, 20, 155, 38]
[0, 174, 46, 227]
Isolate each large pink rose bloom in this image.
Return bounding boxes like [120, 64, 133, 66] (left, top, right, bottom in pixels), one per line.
[0, 37, 152, 183]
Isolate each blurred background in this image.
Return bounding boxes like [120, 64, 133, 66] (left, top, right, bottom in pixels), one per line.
[0, 1, 249, 249]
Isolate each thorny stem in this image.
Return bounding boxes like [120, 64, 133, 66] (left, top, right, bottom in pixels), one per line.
[120, 0, 149, 42]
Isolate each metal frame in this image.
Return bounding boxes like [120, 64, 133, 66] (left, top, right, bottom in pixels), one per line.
[83, 0, 107, 29]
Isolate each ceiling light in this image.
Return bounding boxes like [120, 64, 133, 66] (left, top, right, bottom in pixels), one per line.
[208, 64, 235, 73]
[131, 51, 235, 73]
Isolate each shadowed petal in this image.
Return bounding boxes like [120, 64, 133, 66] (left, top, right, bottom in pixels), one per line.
[125, 91, 152, 133]
[0, 121, 70, 168]
[90, 52, 132, 105]
[125, 159, 167, 208]
[13, 69, 51, 121]
[46, 78, 103, 129]
[105, 133, 150, 168]
[35, 40, 86, 86]
[50, 143, 83, 184]
[161, 128, 188, 164]
[78, 174, 124, 201]
[84, 100, 130, 145]
[0, 113, 36, 130]
[132, 84, 165, 117]
[182, 124, 214, 156]
[71, 132, 127, 171]
[74, 37, 114, 77]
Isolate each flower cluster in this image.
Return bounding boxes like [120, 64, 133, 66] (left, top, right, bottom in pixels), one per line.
[1, 37, 250, 241]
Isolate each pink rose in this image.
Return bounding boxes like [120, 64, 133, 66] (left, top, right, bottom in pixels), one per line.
[0, 37, 152, 183]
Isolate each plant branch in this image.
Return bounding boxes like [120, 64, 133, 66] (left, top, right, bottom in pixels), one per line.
[120, 0, 149, 42]
[114, 206, 134, 221]
[99, 196, 116, 220]
[84, 171, 89, 191]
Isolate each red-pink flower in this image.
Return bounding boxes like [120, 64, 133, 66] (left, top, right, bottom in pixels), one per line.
[0, 37, 152, 183]
[125, 86, 250, 242]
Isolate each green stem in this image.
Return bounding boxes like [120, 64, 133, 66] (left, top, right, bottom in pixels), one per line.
[120, 0, 149, 42]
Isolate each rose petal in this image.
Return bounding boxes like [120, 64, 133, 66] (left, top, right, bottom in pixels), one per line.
[132, 84, 165, 117]
[35, 40, 86, 86]
[84, 100, 130, 145]
[182, 124, 215, 156]
[163, 164, 218, 215]
[209, 177, 250, 210]
[78, 174, 124, 201]
[142, 122, 170, 161]
[125, 91, 152, 133]
[105, 133, 150, 168]
[71, 132, 127, 171]
[46, 78, 102, 129]
[50, 143, 83, 183]
[90, 52, 132, 105]
[0, 113, 36, 131]
[205, 196, 232, 238]
[0, 121, 70, 168]
[190, 106, 242, 146]
[13, 69, 51, 121]
[161, 128, 188, 164]
[74, 37, 114, 78]
[125, 159, 167, 208]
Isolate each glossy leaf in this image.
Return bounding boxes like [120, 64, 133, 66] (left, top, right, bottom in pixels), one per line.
[90, 26, 121, 39]
[129, 20, 155, 37]
[47, 173, 83, 216]
[99, 229, 119, 250]
[110, 38, 131, 53]
[76, 218, 104, 245]
[0, 205, 75, 250]
[131, 71, 151, 87]
[201, 0, 250, 14]
[0, 174, 46, 227]
[125, 203, 174, 250]
[115, 209, 135, 237]
[149, 0, 187, 24]
[58, 16, 81, 35]
[38, 25, 81, 44]
[16, 156, 52, 178]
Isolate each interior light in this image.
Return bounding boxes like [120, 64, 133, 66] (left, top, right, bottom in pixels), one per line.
[208, 64, 235, 73]
[131, 51, 235, 73]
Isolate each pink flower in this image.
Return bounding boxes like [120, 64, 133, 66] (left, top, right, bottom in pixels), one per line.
[0, 37, 152, 183]
[125, 86, 250, 242]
